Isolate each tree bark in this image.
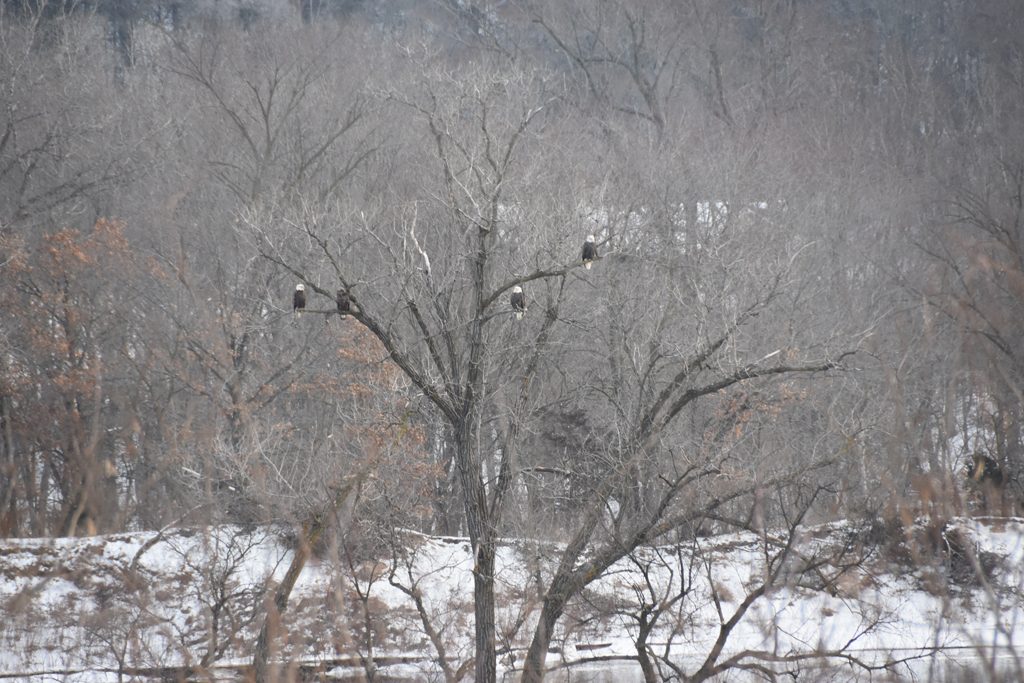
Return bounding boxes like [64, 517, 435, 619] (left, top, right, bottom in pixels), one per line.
[635, 615, 658, 683]
[520, 574, 576, 683]
[0, 391, 18, 535]
[472, 540, 497, 683]
[452, 420, 498, 683]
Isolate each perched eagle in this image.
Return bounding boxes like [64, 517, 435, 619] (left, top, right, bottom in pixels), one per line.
[582, 234, 598, 269]
[293, 284, 306, 315]
[336, 288, 351, 316]
[510, 286, 526, 320]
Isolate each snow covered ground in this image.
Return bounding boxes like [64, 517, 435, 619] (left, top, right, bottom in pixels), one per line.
[2, 517, 1022, 681]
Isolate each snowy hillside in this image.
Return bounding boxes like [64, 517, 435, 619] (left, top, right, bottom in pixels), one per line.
[2, 518, 1023, 681]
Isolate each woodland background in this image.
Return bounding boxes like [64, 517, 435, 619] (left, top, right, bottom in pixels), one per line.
[1, 1, 1023, 681]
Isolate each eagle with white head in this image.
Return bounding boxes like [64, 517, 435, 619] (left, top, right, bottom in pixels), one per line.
[510, 286, 526, 320]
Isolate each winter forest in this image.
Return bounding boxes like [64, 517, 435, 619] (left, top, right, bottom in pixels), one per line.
[1, 0, 1024, 681]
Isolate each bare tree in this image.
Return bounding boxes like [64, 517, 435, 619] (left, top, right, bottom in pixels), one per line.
[0, 2, 136, 235]
[0, 220, 151, 536]
[244, 46, 592, 680]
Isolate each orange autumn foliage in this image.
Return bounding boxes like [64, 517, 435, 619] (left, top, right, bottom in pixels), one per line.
[1, 219, 137, 535]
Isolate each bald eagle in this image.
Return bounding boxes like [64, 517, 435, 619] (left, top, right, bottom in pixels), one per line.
[510, 286, 526, 320]
[582, 235, 597, 269]
[336, 288, 351, 316]
[293, 284, 306, 315]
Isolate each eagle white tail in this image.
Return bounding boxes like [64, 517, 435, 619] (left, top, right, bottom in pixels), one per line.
[584, 262, 592, 270]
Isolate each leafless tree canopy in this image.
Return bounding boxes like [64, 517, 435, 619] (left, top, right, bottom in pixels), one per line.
[1, 0, 1023, 680]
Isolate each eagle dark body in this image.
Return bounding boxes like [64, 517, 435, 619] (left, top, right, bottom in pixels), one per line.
[336, 288, 351, 315]
[293, 285, 306, 312]
[582, 240, 597, 269]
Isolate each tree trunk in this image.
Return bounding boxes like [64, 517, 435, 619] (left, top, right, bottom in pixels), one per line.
[520, 575, 574, 683]
[635, 617, 658, 683]
[451, 420, 499, 683]
[34, 452, 47, 536]
[520, 602, 559, 682]
[253, 521, 317, 683]
[0, 392, 18, 535]
[473, 542, 497, 683]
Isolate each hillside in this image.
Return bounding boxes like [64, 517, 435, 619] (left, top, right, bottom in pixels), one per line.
[2, 517, 1023, 681]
